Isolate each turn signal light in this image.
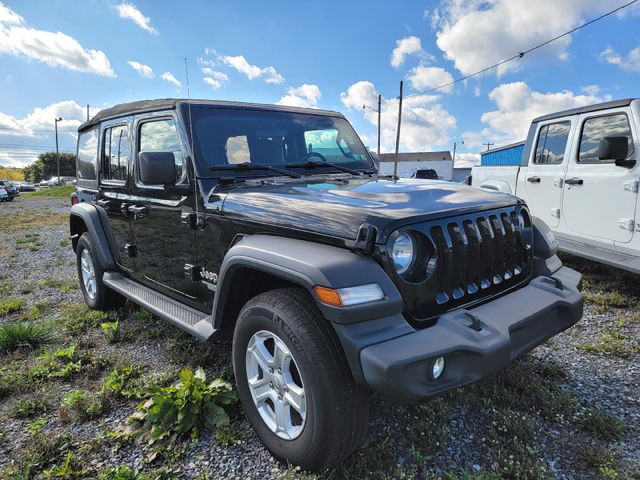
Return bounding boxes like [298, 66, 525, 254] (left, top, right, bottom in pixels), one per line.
[314, 286, 342, 306]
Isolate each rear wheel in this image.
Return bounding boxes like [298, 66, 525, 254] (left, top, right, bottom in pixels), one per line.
[232, 287, 370, 471]
[76, 232, 125, 310]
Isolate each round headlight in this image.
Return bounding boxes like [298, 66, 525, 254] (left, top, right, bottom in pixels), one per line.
[392, 232, 415, 275]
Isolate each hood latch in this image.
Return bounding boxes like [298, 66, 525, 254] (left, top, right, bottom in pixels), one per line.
[354, 223, 377, 255]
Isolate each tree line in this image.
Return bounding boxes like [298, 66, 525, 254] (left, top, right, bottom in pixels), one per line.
[22, 152, 77, 183]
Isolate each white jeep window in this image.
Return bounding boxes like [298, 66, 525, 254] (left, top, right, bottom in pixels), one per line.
[102, 125, 129, 182]
[534, 122, 570, 164]
[139, 119, 185, 184]
[578, 113, 635, 163]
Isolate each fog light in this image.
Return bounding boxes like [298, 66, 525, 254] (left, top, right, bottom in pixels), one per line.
[432, 356, 445, 380]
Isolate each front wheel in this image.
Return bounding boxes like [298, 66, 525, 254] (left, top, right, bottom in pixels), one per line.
[232, 288, 371, 471]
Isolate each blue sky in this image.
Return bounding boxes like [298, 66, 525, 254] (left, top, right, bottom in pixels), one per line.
[1, 0, 640, 168]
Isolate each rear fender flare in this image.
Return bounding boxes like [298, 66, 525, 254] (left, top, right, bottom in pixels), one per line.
[70, 202, 116, 270]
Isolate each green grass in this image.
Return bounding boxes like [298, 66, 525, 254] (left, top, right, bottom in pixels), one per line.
[60, 303, 115, 335]
[11, 398, 49, 419]
[0, 297, 25, 316]
[22, 299, 51, 321]
[39, 278, 77, 292]
[578, 331, 640, 358]
[26, 185, 75, 198]
[0, 321, 54, 353]
[577, 408, 627, 441]
[583, 290, 627, 313]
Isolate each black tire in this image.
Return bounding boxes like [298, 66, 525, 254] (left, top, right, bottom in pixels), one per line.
[76, 232, 125, 310]
[232, 287, 371, 471]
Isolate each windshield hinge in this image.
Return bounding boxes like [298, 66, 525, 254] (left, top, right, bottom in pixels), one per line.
[354, 223, 377, 255]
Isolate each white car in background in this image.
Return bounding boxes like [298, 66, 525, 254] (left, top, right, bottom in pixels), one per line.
[0, 188, 8, 201]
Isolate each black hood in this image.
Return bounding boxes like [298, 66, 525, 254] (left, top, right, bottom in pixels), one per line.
[212, 176, 520, 243]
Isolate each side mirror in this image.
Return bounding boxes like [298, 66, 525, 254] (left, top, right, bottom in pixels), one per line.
[139, 152, 176, 185]
[598, 136, 634, 167]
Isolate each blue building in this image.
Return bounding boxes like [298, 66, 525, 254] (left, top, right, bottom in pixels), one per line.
[480, 141, 525, 166]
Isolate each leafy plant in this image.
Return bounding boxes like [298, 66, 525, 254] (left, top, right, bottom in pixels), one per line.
[127, 367, 236, 446]
[102, 365, 144, 398]
[99, 466, 146, 480]
[60, 303, 114, 335]
[0, 297, 25, 316]
[11, 398, 48, 418]
[29, 345, 82, 380]
[0, 321, 54, 353]
[62, 389, 103, 420]
[24, 418, 46, 435]
[100, 320, 120, 343]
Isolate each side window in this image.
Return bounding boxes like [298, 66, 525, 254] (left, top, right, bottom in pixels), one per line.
[139, 119, 184, 184]
[77, 128, 98, 180]
[534, 121, 571, 164]
[578, 113, 635, 163]
[101, 125, 129, 182]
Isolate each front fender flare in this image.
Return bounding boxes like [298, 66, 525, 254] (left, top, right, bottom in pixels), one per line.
[212, 235, 404, 328]
[70, 202, 116, 270]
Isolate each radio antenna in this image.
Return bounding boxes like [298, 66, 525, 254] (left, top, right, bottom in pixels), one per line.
[184, 57, 201, 223]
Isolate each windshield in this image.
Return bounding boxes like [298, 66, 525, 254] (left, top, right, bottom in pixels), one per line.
[186, 106, 374, 172]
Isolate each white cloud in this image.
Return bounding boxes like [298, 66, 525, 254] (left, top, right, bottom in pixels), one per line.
[600, 46, 640, 72]
[340, 80, 456, 152]
[432, 0, 628, 76]
[407, 65, 455, 93]
[0, 100, 101, 166]
[127, 60, 153, 78]
[219, 54, 284, 84]
[277, 84, 321, 108]
[454, 152, 481, 168]
[390, 36, 424, 69]
[0, 2, 114, 77]
[117, 1, 157, 35]
[201, 67, 228, 90]
[161, 71, 181, 89]
[462, 81, 609, 149]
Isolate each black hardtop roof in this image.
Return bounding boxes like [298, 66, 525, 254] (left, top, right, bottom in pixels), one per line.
[532, 98, 636, 123]
[78, 98, 344, 132]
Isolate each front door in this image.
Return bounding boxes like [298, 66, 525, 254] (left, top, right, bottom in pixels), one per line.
[96, 119, 135, 271]
[128, 114, 203, 308]
[522, 118, 573, 228]
[562, 110, 638, 244]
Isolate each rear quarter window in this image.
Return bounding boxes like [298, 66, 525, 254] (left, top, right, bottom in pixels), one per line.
[77, 128, 98, 180]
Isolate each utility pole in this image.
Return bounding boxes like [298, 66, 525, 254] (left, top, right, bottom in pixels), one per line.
[452, 140, 464, 165]
[362, 94, 382, 156]
[393, 80, 403, 178]
[483, 142, 494, 152]
[376, 94, 381, 156]
[55, 117, 63, 185]
[86, 104, 90, 122]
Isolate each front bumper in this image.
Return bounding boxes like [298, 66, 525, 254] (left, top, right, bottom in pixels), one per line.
[356, 266, 582, 403]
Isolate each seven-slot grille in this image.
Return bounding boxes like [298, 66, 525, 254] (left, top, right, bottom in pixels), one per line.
[395, 205, 533, 322]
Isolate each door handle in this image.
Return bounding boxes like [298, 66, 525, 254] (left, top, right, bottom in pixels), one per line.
[120, 202, 129, 215]
[527, 176, 541, 183]
[128, 205, 149, 217]
[565, 178, 583, 186]
[96, 199, 110, 211]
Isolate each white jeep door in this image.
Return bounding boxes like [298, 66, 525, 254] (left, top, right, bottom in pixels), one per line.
[562, 109, 638, 244]
[523, 118, 574, 228]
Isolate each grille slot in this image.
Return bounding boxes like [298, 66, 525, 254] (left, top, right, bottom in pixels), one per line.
[401, 206, 533, 321]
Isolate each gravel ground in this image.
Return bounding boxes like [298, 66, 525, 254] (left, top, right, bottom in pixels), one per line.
[1, 195, 639, 479]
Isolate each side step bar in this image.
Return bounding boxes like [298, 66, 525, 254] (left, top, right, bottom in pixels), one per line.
[103, 272, 215, 341]
[557, 237, 640, 274]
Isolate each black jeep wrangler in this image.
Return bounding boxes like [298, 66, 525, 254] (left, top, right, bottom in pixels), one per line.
[70, 99, 583, 471]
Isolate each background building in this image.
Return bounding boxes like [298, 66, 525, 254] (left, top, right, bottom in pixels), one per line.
[376, 151, 453, 180]
[480, 141, 525, 166]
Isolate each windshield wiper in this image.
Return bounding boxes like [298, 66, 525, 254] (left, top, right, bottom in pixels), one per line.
[209, 162, 302, 178]
[285, 160, 363, 176]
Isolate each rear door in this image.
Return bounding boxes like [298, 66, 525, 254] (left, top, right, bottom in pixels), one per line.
[522, 119, 574, 228]
[562, 109, 638, 243]
[97, 118, 135, 272]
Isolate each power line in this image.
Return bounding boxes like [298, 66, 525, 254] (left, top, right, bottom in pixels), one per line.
[0, 126, 78, 132]
[404, 0, 639, 99]
[0, 143, 74, 151]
